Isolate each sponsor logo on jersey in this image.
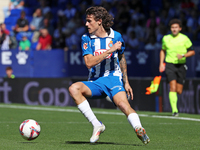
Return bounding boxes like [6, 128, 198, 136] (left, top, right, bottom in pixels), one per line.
[83, 43, 88, 50]
[94, 49, 112, 59]
[108, 41, 113, 48]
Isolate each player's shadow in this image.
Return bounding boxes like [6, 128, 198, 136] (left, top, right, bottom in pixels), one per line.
[20, 142, 38, 144]
[65, 141, 142, 146]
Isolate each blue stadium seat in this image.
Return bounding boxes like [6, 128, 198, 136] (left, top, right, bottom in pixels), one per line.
[10, 9, 21, 17]
[31, 42, 38, 50]
[23, 7, 34, 16]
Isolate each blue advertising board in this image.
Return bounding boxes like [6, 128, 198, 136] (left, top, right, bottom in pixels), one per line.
[0, 49, 198, 78]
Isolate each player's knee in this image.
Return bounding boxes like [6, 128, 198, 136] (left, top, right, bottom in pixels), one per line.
[69, 83, 79, 97]
[116, 101, 129, 113]
[170, 86, 176, 92]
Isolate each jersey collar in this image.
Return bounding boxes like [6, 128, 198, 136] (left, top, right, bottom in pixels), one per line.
[90, 28, 114, 38]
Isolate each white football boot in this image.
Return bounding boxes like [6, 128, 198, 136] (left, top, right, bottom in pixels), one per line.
[135, 126, 150, 145]
[90, 122, 105, 143]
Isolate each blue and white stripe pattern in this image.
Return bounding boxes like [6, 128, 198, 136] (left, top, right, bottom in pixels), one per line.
[81, 28, 125, 80]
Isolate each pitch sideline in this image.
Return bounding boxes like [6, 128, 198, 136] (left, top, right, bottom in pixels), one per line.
[0, 104, 200, 122]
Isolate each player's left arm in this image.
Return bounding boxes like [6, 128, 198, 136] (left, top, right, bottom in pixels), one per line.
[177, 37, 195, 59]
[119, 53, 133, 100]
[177, 47, 195, 59]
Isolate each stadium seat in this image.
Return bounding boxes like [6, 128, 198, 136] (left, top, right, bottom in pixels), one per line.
[10, 9, 21, 17]
[23, 7, 34, 16]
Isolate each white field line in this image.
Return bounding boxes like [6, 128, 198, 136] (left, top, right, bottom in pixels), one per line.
[0, 104, 200, 122]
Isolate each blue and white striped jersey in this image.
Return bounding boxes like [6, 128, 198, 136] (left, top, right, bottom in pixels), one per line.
[81, 28, 125, 80]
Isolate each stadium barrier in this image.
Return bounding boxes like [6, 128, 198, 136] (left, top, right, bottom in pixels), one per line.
[0, 48, 199, 78]
[0, 78, 200, 114]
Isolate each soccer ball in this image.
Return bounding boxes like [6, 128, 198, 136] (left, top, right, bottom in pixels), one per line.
[19, 119, 41, 140]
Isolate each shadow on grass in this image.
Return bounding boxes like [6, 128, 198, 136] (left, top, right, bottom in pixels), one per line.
[65, 141, 143, 146]
[20, 142, 38, 144]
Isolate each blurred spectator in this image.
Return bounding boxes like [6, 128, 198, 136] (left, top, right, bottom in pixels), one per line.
[162, 1, 176, 18]
[64, 29, 79, 51]
[3, 0, 24, 18]
[0, 23, 10, 35]
[145, 36, 161, 51]
[128, 0, 143, 11]
[53, 22, 66, 49]
[5, 66, 15, 78]
[178, 11, 188, 33]
[126, 20, 145, 41]
[19, 35, 31, 51]
[36, 29, 52, 50]
[64, 2, 77, 20]
[187, 10, 199, 39]
[30, 8, 44, 43]
[155, 22, 168, 42]
[0, 29, 9, 50]
[144, 19, 157, 43]
[115, 2, 130, 30]
[127, 31, 139, 49]
[13, 11, 29, 34]
[181, 0, 195, 11]
[30, 8, 43, 31]
[146, 10, 160, 28]
[160, 9, 171, 26]
[130, 6, 145, 23]
[41, 18, 54, 36]
[75, 18, 86, 38]
[39, 0, 51, 16]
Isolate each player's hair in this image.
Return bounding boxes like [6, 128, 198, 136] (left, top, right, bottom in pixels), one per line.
[169, 19, 182, 27]
[6, 66, 12, 70]
[86, 6, 114, 31]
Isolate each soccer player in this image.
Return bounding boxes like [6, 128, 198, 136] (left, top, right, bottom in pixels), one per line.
[159, 19, 195, 116]
[69, 6, 150, 145]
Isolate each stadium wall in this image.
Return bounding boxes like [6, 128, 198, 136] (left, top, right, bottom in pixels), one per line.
[0, 78, 200, 114]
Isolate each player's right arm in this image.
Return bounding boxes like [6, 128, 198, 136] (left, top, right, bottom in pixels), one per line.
[83, 41, 122, 69]
[159, 49, 166, 72]
[159, 36, 166, 73]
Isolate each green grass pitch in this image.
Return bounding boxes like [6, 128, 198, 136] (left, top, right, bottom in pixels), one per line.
[0, 103, 200, 150]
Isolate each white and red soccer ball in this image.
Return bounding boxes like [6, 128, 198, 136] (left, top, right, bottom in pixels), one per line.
[19, 119, 41, 140]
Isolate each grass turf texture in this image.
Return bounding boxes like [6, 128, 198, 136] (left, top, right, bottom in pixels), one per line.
[0, 103, 200, 150]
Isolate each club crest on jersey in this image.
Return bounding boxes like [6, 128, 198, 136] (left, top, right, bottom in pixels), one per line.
[108, 41, 113, 48]
[94, 49, 112, 59]
[83, 43, 88, 50]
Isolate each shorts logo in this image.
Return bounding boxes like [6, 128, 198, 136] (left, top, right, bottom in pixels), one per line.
[108, 41, 113, 48]
[94, 49, 112, 59]
[83, 43, 88, 50]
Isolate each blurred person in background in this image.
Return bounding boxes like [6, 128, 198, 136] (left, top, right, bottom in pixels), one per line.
[64, 2, 77, 20]
[30, 8, 44, 31]
[13, 11, 29, 34]
[5, 66, 15, 78]
[3, 0, 24, 18]
[0, 28, 9, 50]
[30, 8, 44, 43]
[127, 31, 139, 49]
[159, 19, 195, 116]
[41, 18, 54, 36]
[19, 34, 31, 51]
[145, 36, 161, 51]
[0, 23, 10, 35]
[36, 28, 52, 50]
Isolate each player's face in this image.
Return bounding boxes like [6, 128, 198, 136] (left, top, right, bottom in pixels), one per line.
[170, 23, 182, 36]
[85, 15, 101, 34]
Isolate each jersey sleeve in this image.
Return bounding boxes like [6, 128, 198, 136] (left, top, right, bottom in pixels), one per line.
[161, 36, 166, 50]
[117, 33, 125, 55]
[184, 36, 192, 49]
[81, 34, 93, 57]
